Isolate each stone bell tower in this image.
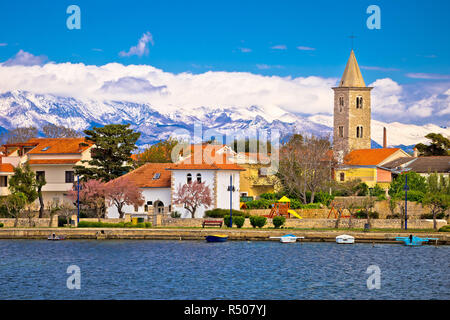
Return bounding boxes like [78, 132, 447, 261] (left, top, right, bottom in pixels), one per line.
[333, 50, 373, 160]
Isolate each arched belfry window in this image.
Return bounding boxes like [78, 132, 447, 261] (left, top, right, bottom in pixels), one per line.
[356, 96, 363, 109]
[339, 96, 344, 112]
[196, 173, 202, 183]
[187, 173, 192, 184]
[356, 126, 364, 138]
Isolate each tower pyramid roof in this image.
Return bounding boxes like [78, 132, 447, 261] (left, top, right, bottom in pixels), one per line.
[339, 50, 366, 87]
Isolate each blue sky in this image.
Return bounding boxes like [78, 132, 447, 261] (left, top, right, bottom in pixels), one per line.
[0, 0, 449, 127]
[0, 0, 449, 83]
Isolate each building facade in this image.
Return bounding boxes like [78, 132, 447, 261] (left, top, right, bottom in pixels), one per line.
[333, 50, 373, 161]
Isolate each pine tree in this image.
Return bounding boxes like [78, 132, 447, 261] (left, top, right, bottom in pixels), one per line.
[74, 124, 140, 182]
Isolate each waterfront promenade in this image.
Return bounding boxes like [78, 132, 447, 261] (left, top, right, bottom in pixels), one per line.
[0, 227, 448, 244]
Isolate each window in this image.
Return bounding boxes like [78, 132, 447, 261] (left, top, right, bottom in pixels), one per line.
[134, 204, 139, 212]
[36, 171, 45, 182]
[258, 168, 267, 177]
[41, 146, 51, 151]
[356, 96, 363, 109]
[147, 201, 153, 206]
[338, 96, 344, 112]
[356, 126, 364, 138]
[153, 173, 160, 180]
[187, 173, 192, 184]
[338, 126, 344, 138]
[340, 173, 345, 182]
[196, 173, 202, 183]
[0, 176, 7, 187]
[65, 171, 74, 183]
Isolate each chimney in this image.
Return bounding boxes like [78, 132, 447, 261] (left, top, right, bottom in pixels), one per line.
[383, 127, 387, 148]
[413, 147, 418, 157]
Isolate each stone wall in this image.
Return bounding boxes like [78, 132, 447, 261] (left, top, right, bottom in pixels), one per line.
[160, 217, 447, 230]
[0, 217, 59, 228]
[243, 199, 440, 220]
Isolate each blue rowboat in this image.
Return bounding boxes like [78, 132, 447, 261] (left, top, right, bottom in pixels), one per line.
[395, 235, 438, 246]
[205, 234, 228, 242]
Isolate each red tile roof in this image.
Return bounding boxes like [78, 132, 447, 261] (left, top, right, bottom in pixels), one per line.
[28, 159, 80, 165]
[171, 148, 245, 171]
[0, 163, 14, 173]
[25, 138, 93, 154]
[344, 148, 402, 166]
[113, 163, 175, 188]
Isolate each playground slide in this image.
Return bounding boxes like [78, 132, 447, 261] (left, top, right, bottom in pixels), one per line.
[288, 210, 302, 219]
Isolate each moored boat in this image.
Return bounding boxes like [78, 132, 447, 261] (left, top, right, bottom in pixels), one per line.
[395, 235, 438, 246]
[336, 234, 355, 244]
[270, 234, 304, 243]
[48, 233, 65, 241]
[205, 234, 228, 242]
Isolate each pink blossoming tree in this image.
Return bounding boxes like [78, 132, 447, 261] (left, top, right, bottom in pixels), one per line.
[68, 179, 106, 222]
[104, 177, 145, 219]
[173, 181, 212, 218]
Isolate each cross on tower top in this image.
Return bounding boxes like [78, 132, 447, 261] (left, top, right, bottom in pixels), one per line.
[349, 33, 357, 50]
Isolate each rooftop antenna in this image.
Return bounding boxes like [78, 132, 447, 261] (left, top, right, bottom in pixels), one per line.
[349, 33, 357, 50]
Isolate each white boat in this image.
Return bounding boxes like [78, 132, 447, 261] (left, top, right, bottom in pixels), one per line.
[336, 234, 355, 244]
[270, 234, 305, 243]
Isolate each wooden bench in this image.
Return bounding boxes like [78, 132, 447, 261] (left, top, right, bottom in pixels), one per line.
[202, 220, 223, 228]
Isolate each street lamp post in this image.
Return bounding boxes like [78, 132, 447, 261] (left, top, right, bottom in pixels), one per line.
[403, 174, 409, 230]
[77, 175, 80, 224]
[227, 175, 235, 228]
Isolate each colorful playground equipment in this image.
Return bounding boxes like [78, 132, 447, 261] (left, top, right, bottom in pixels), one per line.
[327, 201, 351, 219]
[395, 235, 439, 246]
[263, 196, 302, 219]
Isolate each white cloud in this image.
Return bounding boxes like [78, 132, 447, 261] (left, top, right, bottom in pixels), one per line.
[361, 65, 400, 72]
[0, 56, 447, 126]
[271, 45, 287, 50]
[256, 64, 284, 70]
[297, 46, 315, 51]
[0, 43, 7, 47]
[238, 47, 252, 53]
[119, 31, 154, 57]
[406, 72, 450, 80]
[2, 50, 48, 66]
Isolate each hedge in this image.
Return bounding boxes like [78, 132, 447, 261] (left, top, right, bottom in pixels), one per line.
[438, 225, 450, 232]
[205, 208, 248, 218]
[249, 216, 267, 228]
[272, 216, 286, 228]
[223, 216, 245, 228]
[77, 221, 152, 228]
[0, 223, 3, 228]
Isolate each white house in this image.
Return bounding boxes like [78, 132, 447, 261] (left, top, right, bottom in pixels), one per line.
[106, 146, 245, 219]
[1, 138, 94, 206]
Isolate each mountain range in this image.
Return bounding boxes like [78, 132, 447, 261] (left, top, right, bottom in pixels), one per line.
[0, 90, 448, 152]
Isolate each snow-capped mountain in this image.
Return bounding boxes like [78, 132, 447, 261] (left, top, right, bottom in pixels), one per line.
[0, 90, 448, 149]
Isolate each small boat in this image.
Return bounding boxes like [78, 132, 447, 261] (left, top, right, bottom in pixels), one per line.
[395, 235, 438, 246]
[270, 234, 304, 243]
[205, 234, 228, 242]
[336, 234, 355, 244]
[48, 233, 65, 241]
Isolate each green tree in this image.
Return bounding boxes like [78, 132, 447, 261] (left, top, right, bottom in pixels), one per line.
[135, 138, 178, 166]
[8, 163, 39, 204]
[389, 172, 427, 196]
[422, 193, 449, 230]
[74, 124, 140, 182]
[2, 193, 27, 227]
[422, 173, 450, 230]
[415, 133, 450, 156]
